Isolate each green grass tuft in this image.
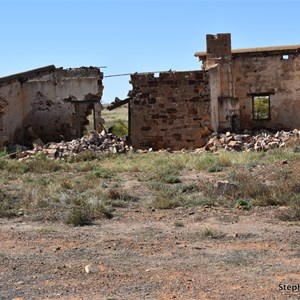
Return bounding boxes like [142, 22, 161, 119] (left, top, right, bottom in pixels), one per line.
[234, 199, 252, 210]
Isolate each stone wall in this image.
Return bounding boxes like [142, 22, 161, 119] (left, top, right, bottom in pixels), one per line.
[128, 71, 212, 150]
[196, 33, 300, 133]
[0, 66, 103, 147]
[233, 53, 300, 131]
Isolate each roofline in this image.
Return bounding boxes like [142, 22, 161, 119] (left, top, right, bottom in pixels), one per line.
[0, 65, 56, 84]
[194, 44, 300, 59]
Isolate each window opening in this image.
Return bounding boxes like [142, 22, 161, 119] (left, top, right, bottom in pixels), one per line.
[253, 95, 270, 120]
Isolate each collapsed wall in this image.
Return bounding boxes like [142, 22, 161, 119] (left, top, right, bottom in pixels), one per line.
[128, 71, 212, 150]
[0, 66, 104, 147]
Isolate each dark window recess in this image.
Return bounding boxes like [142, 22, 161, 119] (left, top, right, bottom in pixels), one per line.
[253, 95, 270, 120]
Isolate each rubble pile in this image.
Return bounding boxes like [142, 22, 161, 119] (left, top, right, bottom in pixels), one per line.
[17, 130, 127, 160]
[7, 129, 300, 160]
[204, 129, 300, 152]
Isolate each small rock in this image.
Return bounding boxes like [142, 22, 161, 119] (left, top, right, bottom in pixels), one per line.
[226, 233, 238, 238]
[45, 148, 58, 156]
[293, 129, 299, 135]
[228, 140, 242, 150]
[33, 138, 44, 149]
[85, 264, 99, 274]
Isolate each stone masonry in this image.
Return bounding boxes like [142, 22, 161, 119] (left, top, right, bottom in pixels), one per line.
[128, 71, 213, 150]
[195, 33, 300, 132]
[0, 66, 104, 147]
[127, 33, 300, 151]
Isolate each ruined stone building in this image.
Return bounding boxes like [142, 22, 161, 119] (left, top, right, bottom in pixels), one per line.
[0, 65, 103, 147]
[123, 33, 300, 150]
[2, 33, 300, 151]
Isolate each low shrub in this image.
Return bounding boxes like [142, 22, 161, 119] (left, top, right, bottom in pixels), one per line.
[178, 183, 199, 194]
[183, 195, 215, 208]
[109, 119, 128, 137]
[66, 201, 114, 226]
[202, 227, 225, 239]
[234, 199, 252, 210]
[174, 221, 184, 228]
[151, 190, 180, 209]
[66, 207, 92, 226]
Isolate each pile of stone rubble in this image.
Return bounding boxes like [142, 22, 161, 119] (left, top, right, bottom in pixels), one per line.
[204, 129, 300, 152]
[15, 130, 128, 160]
[8, 129, 300, 160]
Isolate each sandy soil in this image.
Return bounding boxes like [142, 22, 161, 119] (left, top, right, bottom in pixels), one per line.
[0, 206, 299, 300]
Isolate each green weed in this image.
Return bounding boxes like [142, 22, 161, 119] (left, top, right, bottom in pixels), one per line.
[0, 150, 8, 158]
[109, 119, 128, 137]
[234, 199, 252, 210]
[92, 167, 115, 179]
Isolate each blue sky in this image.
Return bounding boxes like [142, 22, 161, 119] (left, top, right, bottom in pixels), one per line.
[1, 0, 300, 103]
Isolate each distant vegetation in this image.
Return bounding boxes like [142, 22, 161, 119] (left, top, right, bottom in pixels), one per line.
[85, 104, 128, 137]
[102, 104, 128, 135]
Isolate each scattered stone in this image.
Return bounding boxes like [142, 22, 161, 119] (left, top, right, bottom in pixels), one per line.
[9, 128, 300, 159]
[15, 130, 127, 160]
[203, 129, 300, 152]
[32, 138, 44, 149]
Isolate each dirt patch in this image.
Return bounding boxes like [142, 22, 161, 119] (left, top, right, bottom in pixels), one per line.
[0, 206, 299, 300]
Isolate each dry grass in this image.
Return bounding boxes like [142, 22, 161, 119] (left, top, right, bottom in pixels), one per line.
[0, 147, 300, 223]
[101, 104, 128, 130]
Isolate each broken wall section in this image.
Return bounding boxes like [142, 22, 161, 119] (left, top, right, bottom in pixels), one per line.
[0, 66, 104, 147]
[129, 71, 212, 150]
